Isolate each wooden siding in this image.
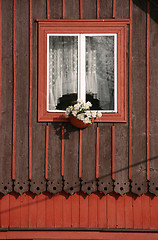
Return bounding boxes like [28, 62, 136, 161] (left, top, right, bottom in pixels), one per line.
[0, 0, 158, 232]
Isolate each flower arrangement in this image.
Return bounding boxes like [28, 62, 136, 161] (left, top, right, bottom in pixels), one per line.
[65, 99, 102, 128]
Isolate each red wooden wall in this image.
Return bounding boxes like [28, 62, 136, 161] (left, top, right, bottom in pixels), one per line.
[0, 0, 158, 238]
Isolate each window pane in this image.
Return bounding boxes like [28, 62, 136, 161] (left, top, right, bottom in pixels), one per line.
[86, 36, 115, 110]
[48, 36, 78, 111]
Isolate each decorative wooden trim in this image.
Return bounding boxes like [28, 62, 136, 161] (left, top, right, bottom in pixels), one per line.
[79, 129, 82, 178]
[113, 0, 116, 19]
[147, 0, 150, 180]
[97, 0, 100, 19]
[12, 0, 16, 180]
[36, 19, 130, 23]
[29, 0, 32, 180]
[45, 124, 49, 179]
[128, 0, 132, 180]
[112, 125, 115, 180]
[63, 0, 65, 19]
[96, 127, 99, 179]
[80, 0, 83, 19]
[38, 20, 127, 123]
[47, 0, 50, 19]
[61, 126, 64, 176]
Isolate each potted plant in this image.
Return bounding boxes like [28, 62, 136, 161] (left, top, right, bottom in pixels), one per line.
[65, 99, 102, 129]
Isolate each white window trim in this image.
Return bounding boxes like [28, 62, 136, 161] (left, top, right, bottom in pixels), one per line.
[47, 33, 117, 113]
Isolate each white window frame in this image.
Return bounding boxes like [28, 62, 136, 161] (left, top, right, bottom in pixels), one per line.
[47, 33, 117, 113]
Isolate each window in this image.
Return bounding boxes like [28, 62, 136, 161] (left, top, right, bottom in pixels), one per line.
[38, 20, 127, 122]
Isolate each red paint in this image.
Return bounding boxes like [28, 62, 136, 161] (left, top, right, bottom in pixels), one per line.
[113, 0, 116, 18]
[29, 0, 32, 180]
[106, 194, 116, 228]
[36, 19, 130, 23]
[142, 194, 151, 229]
[79, 193, 88, 227]
[54, 193, 63, 227]
[38, 20, 127, 123]
[28, 194, 37, 228]
[128, 0, 132, 180]
[88, 194, 98, 228]
[9, 193, 21, 228]
[71, 194, 80, 227]
[45, 193, 55, 227]
[133, 196, 143, 228]
[116, 196, 125, 228]
[63, 0, 65, 19]
[12, 0, 16, 180]
[97, 194, 107, 228]
[36, 193, 46, 228]
[80, 0, 83, 19]
[20, 194, 29, 228]
[96, 127, 99, 179]
[97, 0, 100, 19]
[0, 193, 9, 228]
[61, 126, 64, 176]
[47, 0, 50, 19]
[124, 193, 133, 228]
[45, 124, 49, 179]
[79, 129, 82, 178]
[112, 125, 115, 180]
[147, 1, 150, 180]
[62, 194, 71, 227]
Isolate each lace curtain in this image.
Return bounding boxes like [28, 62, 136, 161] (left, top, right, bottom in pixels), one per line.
[48, 35, 114, 111]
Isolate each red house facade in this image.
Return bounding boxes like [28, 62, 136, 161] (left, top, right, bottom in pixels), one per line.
[0, 0, 158, 239]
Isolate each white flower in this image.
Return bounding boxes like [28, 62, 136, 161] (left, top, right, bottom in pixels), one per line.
[84, 101, 92, 109]
[74, 103, 80, 111]
[77, 113, 85, 121]
[85, 111, 91, 117]
[91, 111, 97, 118]
[72, 110, 78, 117]
[96, 111, 102, 118]
[83, 117, 91, 124]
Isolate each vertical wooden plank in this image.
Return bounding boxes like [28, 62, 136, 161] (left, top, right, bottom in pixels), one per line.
[79, 193, 88, 227]
[0, 194, 9, 228]
[47, 0, 50, 19]
[29, 0, 32, 181]
[12, 0, 16, 181]
[82, 0, 97, 19]
[30, 0, 46, 194]
[112, 125, 115, 180]
[124, 193, 134, 228]
[63, 0, 65, 19]
[65, 0, 80, 19]
[100, 0, 113, 19]
[28, 193, 37, 228]
[97, 194, 107, 228]
[141, 194, 151, 229]
[47, 124, 62, 194]
[96, 127, 99, 179]
[114, 125, 129, 195]
[115, 0, 130, 19]
[131, 0, 147, 196]
[146, 1, 150, 181]
[80, 0, 83, 19]
[20, 193, 29, 228]
[149, 2, 158, 196]
[150, 196, 158, 229]
[36, 193, 46, 228]
[116, 195, 125, 228]
[9, 193, 21, 228]
[98, 124, 113, 195]
[133, 195, 143, 229]
[112, 0, 115, 18]
[62, 193, 72, 227]
[97, 0, 100, 19]
[49, 0, 63, 19]
[64, 125, 80, 195]
[14, 0, 29, 194]
[0, 0, 13, 194]
[61, 126, 64, 177]
[54, 193, 63, 227]
[45, 193, 55, 227]
[81, 124, 97, 194]
[88, 193, 98, 228]
[45, 124, 49, 180]
[129, 0, 132, 180]
[71, 193, 80, 227]
[79, 129, 82, 178]
[0, 0, 1, 130]
[106, 193, 116, 228]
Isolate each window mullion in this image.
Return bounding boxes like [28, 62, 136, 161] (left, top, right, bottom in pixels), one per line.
[78, 34, 86, 102]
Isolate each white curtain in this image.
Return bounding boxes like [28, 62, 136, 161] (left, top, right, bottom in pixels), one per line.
[48, 35, 114, 110]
